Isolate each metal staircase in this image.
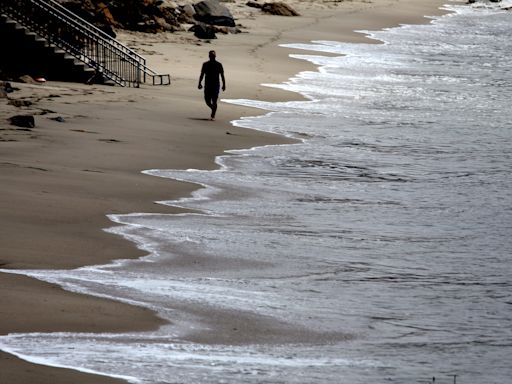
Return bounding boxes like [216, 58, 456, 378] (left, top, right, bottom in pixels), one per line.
[0, 0, 170, 87]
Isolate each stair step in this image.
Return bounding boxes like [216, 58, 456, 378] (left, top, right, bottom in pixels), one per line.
[24, 31, 44, 42]
[0, 7, 169, 87]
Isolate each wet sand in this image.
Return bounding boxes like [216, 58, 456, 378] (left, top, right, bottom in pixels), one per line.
[0, 1, 451, 382]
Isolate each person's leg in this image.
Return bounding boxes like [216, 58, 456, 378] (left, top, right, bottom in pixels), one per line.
[204, 92, 213, 110]
[210, 93, 218, 119]
[205, 87, 220, 120]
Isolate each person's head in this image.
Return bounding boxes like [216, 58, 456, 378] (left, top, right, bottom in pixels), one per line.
[209, 50, 216, 61]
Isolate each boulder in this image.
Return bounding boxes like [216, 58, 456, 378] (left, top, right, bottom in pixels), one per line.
[193, 0, 236, 27]
[9, 115, 35, 128]
[189, 22, 217, 39]
[261, 2, 299, 16]
[18, 75, 39, 84]
[246, 1, 262, 9]
[182, 3, 196, 17]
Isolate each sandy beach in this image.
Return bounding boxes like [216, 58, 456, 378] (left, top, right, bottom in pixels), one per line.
[1, 0, 451, 382]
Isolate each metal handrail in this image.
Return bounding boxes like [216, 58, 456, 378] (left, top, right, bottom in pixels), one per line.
[0, 0, 170, 86]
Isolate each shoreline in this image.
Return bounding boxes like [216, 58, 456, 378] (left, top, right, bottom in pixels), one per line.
[0, 1, 453, 382]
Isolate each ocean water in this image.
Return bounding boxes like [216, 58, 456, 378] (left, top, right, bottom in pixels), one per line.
[1, 2, 512, 383]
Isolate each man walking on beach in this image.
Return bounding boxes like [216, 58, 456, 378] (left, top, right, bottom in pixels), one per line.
[198, 50, 226, 121]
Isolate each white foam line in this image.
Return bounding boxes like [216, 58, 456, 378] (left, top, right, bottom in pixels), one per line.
[1, 333, 376, 369]
[0, 345, 141, 384]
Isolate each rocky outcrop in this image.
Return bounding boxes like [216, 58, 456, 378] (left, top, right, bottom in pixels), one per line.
[193, 0, 236, 27]
[56, 0, 117, 36]
[55, 0, 239, 36]
[261, 2, 300, 16]
[56, 0, 182, 34]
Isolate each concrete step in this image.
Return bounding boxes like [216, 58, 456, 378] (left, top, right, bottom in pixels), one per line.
[0, 11, 156, 86]
[0, 14, 98, 83]
[24, 31, 47, 44]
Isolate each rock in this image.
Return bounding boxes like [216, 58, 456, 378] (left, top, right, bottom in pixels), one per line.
[178, 4, 196, 23]
[18, 75, 39, 84]
[4, 83, 16, 93]
[213, 25, 229, 34]
[56, 0, 116, 35]
[0, 82, 8, 98]
[9, 115, 35, 128]
[246, 1, 262, 9]
[159, 0, 177, 9]
[154, 16, 173, 30]
[261, 2, 299, 16]
[8, 99, 33, 107]
[96, 1, 117, 26]
[183, 3, 196, 17]
[85, 0, 182, 33]
[211, 25, 240, 34]
[193, 0, 236, 27]
[228, 26, 242, 34]
[135, 19, 159, 32]
[189, 22, 217, 39]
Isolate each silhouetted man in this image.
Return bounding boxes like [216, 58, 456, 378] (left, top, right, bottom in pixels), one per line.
[198, 50, 226, 121]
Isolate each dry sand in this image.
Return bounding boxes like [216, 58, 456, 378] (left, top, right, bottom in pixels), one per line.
[0, 0, 452, 382]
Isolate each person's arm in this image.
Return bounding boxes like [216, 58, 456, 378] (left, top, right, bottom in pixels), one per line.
[198, 64, 205, 89]
[220, 64, 226, 91]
